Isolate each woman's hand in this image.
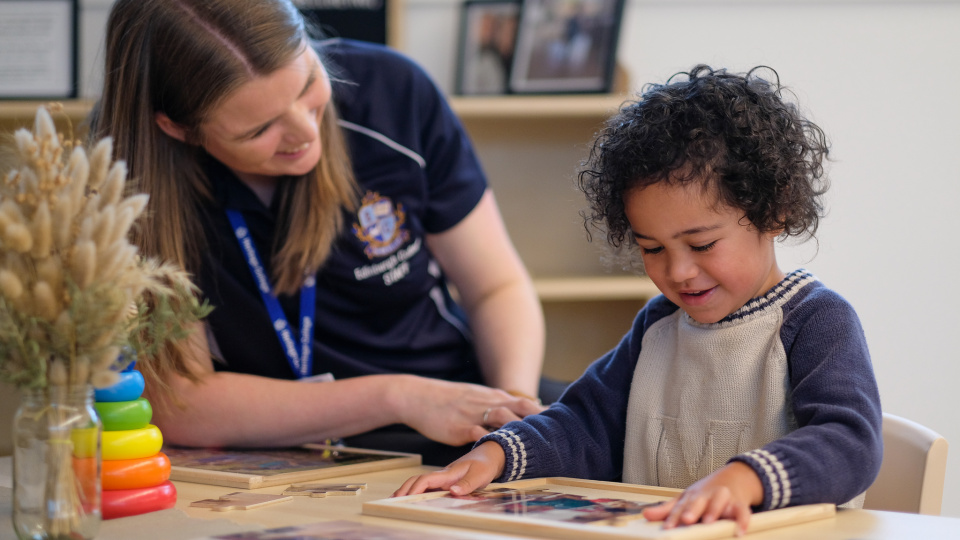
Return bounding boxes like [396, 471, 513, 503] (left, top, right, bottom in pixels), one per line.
[642, 461, 763, 536]
[392, 375, 545, 447]
[394, 441, 506, 497]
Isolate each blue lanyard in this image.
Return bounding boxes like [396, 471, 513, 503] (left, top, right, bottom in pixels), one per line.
[226, 209, 315, 379]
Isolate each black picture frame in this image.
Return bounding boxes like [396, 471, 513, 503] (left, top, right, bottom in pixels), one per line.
[0, 0, 78, 99]
[455, 0, 521, 96]
[509, 0, 625, 94]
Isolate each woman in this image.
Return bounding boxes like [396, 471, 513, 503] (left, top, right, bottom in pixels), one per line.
[91, 0, 548, 464]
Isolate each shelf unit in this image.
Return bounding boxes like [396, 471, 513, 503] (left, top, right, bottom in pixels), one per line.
[1, 96, 657, 381]
[449, 93, 656, 381]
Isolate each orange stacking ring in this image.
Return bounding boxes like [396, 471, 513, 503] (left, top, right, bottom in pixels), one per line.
[102, 480, 177, 520]
[102, 452, 171, 491]
[102, 424, 163, 461]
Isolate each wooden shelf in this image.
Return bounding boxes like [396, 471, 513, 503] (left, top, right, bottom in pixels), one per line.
[1, 96, 627, 123]
[533, 276, 658, 302]
[449, 94, 627, 120]
[0, 100, 93, 121]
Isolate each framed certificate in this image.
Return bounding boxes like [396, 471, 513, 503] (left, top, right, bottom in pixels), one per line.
[0, 0, 78, 99]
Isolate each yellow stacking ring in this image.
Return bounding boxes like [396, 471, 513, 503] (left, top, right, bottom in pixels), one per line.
[102, 452, 171, 490]
[95, 398, 153, 431]
[102, 424, 163, 461]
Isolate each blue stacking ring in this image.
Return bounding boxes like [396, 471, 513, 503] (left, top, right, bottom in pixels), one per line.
[95, 370, 145, 402]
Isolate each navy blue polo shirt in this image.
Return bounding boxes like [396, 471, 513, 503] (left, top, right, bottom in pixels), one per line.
[197, 39, 487, 384]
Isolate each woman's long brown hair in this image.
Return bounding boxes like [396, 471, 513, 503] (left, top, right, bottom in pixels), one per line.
[89, 0, 357, 381]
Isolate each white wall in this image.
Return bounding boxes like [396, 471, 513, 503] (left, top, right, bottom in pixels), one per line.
[74, 0, 960, 517]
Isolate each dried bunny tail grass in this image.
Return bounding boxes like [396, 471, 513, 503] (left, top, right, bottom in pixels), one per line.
[35, 256, 64, 298]
[33, 107, 58, 146]
[90, 369, 119, 390]
[0, 270, 23, 300]
[30, 200, 52, 257]
[86, 138, 113, 191]
[79, 192, 102, 224]
[51, 192, 75, 248]
[2, 223, 32, 253]
[0, 199, 28, 228]
[108, 194, 149, 246]
[54, 310, 73, 338]
[76, 215, 95, 243]
[48, 357, 68, 386]
[1, 106, 211, 391]
[32, 281, 60, 322]
[65, 145, 90, 202]
[70, 355, 89, 386]
[69, 240, 96, 289]
[98, 162, 127, 210]
[92, 206, 115, 248]
[97, 242, 137, 283]
[64, 146, 90, 195]
[13, 130, 38, 163]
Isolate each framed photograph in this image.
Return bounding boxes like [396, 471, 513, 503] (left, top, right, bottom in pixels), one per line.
[164, 444, 420, 489]
[456, 0, 521, 95]
[364, 477, 837, 540]
[509, 0, 625, 94]
[0, 0, 78, 99]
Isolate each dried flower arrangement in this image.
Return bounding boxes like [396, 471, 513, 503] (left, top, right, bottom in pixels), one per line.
[0, 105, 211, 390]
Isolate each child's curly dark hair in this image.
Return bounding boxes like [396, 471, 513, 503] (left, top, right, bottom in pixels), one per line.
[578, 65, 829, 250]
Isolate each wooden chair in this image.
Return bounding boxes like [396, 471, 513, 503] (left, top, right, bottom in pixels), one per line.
[863, 413, 948, 515]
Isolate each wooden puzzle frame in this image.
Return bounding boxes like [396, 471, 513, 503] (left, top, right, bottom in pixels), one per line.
[363, 477, 836, 540]
[165, 444, 420, 489]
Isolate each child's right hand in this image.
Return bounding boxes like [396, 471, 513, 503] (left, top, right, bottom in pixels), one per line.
[393, 441, 506, 497]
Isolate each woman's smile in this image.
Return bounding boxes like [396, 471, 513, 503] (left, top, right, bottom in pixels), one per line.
[277, 141, 310, 157]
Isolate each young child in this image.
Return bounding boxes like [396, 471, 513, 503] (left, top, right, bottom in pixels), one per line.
[394, 65, 883, 534]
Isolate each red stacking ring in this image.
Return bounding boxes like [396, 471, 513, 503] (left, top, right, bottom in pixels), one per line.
[102, 481, 177, 520]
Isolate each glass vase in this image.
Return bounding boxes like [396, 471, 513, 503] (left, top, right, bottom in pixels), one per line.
[12, 384, 102, 540]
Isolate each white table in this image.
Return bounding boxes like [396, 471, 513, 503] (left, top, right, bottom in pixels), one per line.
[2, 456, 959, 539]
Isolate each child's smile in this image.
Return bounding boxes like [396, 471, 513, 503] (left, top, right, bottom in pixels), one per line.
[624, 181, 785, 324]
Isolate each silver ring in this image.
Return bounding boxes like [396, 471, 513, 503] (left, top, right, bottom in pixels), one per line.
[482, 407, 494, 426]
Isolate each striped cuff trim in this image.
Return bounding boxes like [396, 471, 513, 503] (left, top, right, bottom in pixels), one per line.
[741, 449, 792, 509]
[492, 429, 527, 482]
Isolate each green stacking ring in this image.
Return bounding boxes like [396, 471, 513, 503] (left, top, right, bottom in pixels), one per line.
[95, 398, 153, 431]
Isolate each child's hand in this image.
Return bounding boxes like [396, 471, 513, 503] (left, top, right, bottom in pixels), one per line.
[393, 441, 506, 497]
[642, 461, 763, 536]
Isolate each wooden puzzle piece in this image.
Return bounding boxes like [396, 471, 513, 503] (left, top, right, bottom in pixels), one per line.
[282, 482, 368, 497]
[190, 492, 292, 511]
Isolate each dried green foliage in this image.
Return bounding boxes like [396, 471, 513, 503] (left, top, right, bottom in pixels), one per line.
[0, 105, 211, 390]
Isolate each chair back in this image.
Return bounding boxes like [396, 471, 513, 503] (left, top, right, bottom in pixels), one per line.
[864, 412, 948, 515]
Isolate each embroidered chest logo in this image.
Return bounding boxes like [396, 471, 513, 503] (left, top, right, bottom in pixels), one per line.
[352, 191, 410, 259]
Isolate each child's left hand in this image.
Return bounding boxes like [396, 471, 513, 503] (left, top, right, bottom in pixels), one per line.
[642, 461, 763, 536]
